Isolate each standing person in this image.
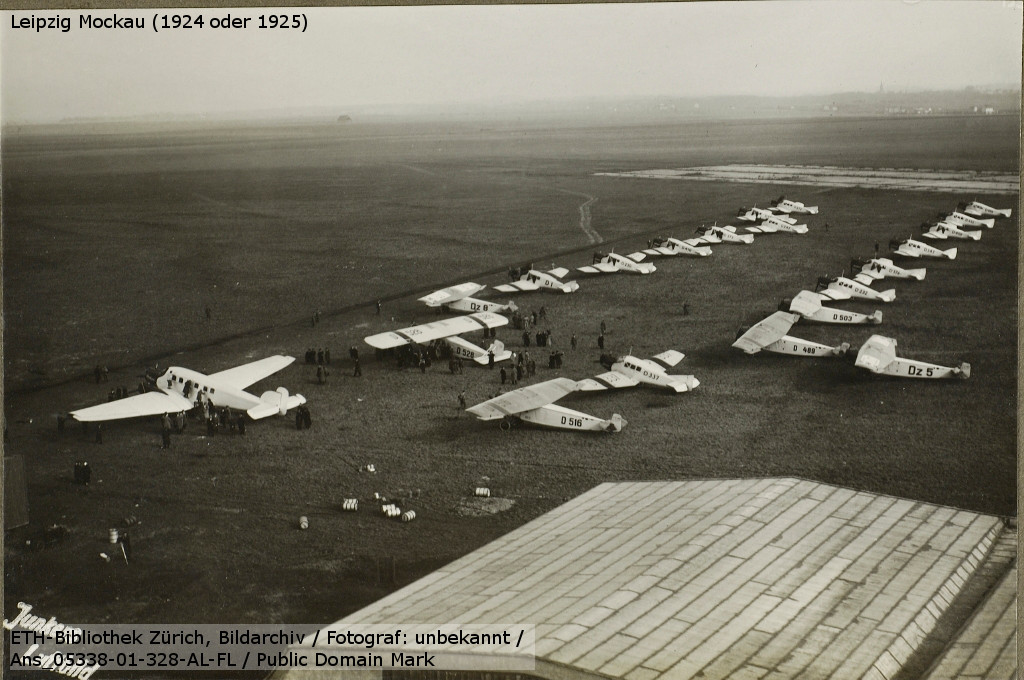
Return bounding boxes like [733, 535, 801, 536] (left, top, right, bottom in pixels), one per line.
[161, 413, 172, 449]
[317, 364, 325, 385]
[488, 350, 495, 369]
[683, 303, 690, 316]
[95, 424, 103, 444]
[500, 366, 507, 384]
[570, 333, 578, 350]
[353, 358, 362, 377]
[598, 332, 605, 350]
[600, 320, 607, 334]
[376, 299, 382, 315]
[458, 390, 467, 410]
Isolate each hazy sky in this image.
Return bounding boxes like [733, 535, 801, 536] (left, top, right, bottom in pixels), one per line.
[2, 1, 1021, 122]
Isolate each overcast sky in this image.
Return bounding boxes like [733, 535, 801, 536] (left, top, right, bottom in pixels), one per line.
[2, 1, 1021, 122]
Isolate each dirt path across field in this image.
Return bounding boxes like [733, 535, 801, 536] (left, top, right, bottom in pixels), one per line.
[596, 165, 1020, 194]
[556, 189, 602, 244]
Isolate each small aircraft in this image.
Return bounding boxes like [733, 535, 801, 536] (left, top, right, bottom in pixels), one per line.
[940, 211, 995, 229]
[782, 291, 882, 325]
[919, 221, 981, 241]
[577, 252, 656, 275]
[418, 283, 518, 314]
[494, 268, 580, 294]
[959, 200, 1012, 219]
[855, 335, 970, 379]
[736, 207, 796, 223]
[744, 215, 808, 235]
[733, 311, 849, 357]
[639, 236, 712, 258]
[70, 355, 306, 422]
[365, 312, 508, 351]
[890, 237, 957, 260]
[466, 377, 626, 432]
[814, 275, 896, 303]
[576, 350, 700, 393]
[693, 225, 754, 245]
[850, 257, 926, 283]
[770, 196, 819, 215]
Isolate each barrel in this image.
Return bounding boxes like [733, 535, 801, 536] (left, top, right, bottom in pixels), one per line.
[474, 487, 491, 498]
[299, 516, 309, 530]
[401, 510, 416, 523]
[342, 498, 358, 512]
[108, 528, 119, 544]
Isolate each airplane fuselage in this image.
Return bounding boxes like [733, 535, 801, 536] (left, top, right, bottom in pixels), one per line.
[827, 278, 896, 302]
[444, 297, 516, 314]
[159, 366, 262, 412]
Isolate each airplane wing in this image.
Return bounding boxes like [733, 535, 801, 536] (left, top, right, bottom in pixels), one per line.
[627, 251, 648, 262]
[650, 349, 685, 368]
[494, 280, 539, 293]
[732, 312, 800, 354]
[365, 312, 508, 350]
[817, 287, 853, 301]
[71, 390, 194, 422]
[466, 377, 580, 419]
[208, 355, 296, 390]
[789, 291, 822, 317]
[894, 243, 921, 258]
[577, 262, 619, 274]
[854, 335, 898, 374]
[547, 267, 570, 279]
[641, 247, 677, 257]
[418, 282, 486, 307]
[575, 371, 641, 391]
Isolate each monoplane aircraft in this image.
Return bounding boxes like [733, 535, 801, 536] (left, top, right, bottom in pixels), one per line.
[744, 215, 808, 234]
[494, 268, 580, 294]
[890, 237, 957, 260]
[70, 355, 306, 422]
[959, 200, 1011, 218]
[770, 196, 819, 214]
[850, 257, 926, 283]
[639, 236, 712, 258]
[737, 207, 795, 223]
[693, 225, 754, 245]
[815, 276, 896, 303]
[920, 221, 981, 241]
[855, 335, 970, 379]
[733, 311, 849, 357]
[364, 312, 509, 359]
[577, 252, 656, 275]
[783, 291, 882, 325]
[576, 350, 700, 393]
[418, 283, 518, 314]
[466, 377, 626, 432]
[940, 211, 995, 229]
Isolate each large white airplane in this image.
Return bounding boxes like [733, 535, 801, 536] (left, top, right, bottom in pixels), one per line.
[466, 377, 626, 432]
[744, 216, 808, 234]
[959, 201, 1012, 219]
[736, 207, 797, 224]
[920, 221, 981, 241]
[418, 283, 518, 314]
[70, 355, 306, 422]
[693, 225, 754, 245]
[639, 236, 712, 258]
[577, 252, 656, 275]
[365, 312, 511, 365]
[855, 335, 970, 379]
[940, 211, 995, 229]
[769, 197, 819, 215]
[891, 237, 957, 260]
[494, 268, 580, 294]
[576, 350, 700, 393]
[733, 311, 849, 357]
[850, 257, 926, 284]
[815, 276, 896, 303]
[784, 291, 882, 325]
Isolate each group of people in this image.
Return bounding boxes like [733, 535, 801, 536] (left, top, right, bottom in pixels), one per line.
[304, 347, 331, 365]
[294, 404, 312, 430]
[159, 404, 245, 449]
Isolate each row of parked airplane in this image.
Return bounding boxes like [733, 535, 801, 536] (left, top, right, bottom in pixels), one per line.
[358, 195, 830, 432]
[732, 199, 1012, 379]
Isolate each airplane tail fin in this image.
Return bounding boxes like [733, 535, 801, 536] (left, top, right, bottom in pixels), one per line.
[792, 224, 809, 234]
[943, 248, 958, 260]
[908, 268, 927, 281]
[506, 301, 519, 312]
[488, 340, 505, 356]
[880, 289, 897, 303]
[833, 342, 851, 358]
[604, 414, 626, 432]
[958, 362, 971, 379]
[562, 280, 581, 293]
[248, 387, 305, 419]
[967, 230, 982, 241]
[668, 375, 700, 393]
[868, 310, 883, 325]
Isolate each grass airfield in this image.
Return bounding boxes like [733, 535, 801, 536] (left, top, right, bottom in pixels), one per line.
[2, 115, 1017, 629]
